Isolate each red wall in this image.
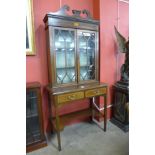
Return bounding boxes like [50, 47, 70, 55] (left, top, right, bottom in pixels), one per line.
[96, 0, 129, 113]
[26, 0, 128, 132]
[100, 0, 129, 104]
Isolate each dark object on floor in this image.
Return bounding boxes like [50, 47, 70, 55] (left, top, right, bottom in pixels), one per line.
[111, 82, 129, 132]
[111, 27, 129, 132]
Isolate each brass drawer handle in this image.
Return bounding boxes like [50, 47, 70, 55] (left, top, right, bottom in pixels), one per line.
[68, 95, 76, 100]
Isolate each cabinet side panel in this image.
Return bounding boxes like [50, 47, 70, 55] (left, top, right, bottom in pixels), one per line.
[96, 31, 99, 81]
[46, 27, 53, 84]
[36, 88, 46, 139]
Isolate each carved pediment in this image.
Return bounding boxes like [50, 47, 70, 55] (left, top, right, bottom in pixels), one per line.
[43, 5, 98, 24]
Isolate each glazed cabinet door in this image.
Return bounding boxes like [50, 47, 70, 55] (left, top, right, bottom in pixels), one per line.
[52, 27, 77, 85]
[26, 84, 47, 152]
[77, 30, 98, 83]
[26, 88, 43, 145]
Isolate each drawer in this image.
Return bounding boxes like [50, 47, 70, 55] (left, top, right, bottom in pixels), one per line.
[85, 87, 106, 98]
[57, 92, 84, 104]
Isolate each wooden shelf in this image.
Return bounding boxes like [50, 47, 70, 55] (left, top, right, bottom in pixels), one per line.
[55, 48, 75, 51]
[56, 66, 75, 69]
[80, 65, 91, 67]
[51, 108, 92, 131]
[26, 113, 38, 118]
[51, 107, 104, 131]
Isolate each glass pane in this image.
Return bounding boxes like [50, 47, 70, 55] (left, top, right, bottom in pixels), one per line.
[78, 31, 96, 81]
[54, 29, 76, 84]
[26, 90, 38, 117]
[26, 90, 41, 145]
[26, 117, 41, 145]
